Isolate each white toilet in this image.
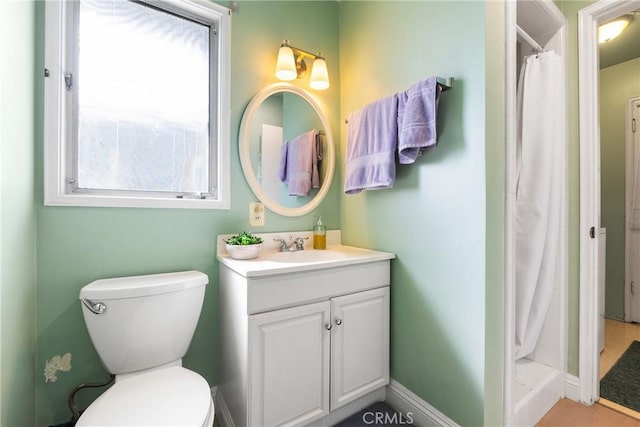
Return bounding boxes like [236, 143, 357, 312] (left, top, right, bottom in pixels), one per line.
[76, 270, 214, 427]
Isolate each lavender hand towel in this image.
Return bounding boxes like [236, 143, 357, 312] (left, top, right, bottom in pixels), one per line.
[397, 76, 441, 164]
[277, 129, 318, 197]
[344, 94, 399, 194]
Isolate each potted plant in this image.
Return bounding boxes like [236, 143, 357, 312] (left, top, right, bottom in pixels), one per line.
[224, 231, 263, 260]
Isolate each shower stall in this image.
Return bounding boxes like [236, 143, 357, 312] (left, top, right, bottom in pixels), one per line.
[504, 1, 568, 425]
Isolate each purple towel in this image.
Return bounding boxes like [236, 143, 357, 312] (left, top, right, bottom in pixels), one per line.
[344, 94, 399, 194]
[397, 76, 441, 164]
[277, 129, 319, 197]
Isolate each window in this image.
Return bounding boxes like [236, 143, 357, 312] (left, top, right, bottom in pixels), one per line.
[44, 0, 230, 209]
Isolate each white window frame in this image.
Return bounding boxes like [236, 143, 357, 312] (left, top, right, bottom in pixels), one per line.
[44, 0, 230, 209]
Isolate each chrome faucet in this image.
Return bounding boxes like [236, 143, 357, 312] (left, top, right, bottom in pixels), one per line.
[273, 236, 308, 252]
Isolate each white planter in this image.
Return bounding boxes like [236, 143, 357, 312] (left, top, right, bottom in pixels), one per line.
[225, 243, 262, 260]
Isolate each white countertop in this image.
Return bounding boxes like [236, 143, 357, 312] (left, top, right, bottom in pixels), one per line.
[217, 230, 395, 278]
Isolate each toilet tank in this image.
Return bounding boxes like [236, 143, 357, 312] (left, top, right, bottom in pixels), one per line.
[79, 271, 208, 375]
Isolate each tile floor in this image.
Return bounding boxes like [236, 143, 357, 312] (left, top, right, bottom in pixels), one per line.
[537, 319, 640, 426]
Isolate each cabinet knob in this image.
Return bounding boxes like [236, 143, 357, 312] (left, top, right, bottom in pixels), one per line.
[324, 323, 332, 330]
[335, 318, 342, 326]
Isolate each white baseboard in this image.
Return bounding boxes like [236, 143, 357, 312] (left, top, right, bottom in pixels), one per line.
[565, 374, 580, 402]
[385, 379, 459, 427]
[211, 385, 218, 399]
[213, 386, 235, 427]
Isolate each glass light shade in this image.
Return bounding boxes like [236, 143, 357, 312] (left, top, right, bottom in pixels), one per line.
[310, 57, 330, 90]
[275, 46, 297, 81]
[598, 19, 629, 43]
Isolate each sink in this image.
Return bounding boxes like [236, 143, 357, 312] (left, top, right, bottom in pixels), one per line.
[217, 234, 396, 277]
[265, 250, 348, 263]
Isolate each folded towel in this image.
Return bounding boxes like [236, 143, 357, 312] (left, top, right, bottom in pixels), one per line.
[277, 129, 319, 197]
[344, 94, 399, 194]
[397, 76, 441, 164]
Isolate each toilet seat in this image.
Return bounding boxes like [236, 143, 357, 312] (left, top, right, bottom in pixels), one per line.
[76, 366, 214, 427]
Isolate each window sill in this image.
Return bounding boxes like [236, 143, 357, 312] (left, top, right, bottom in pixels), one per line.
[44, 192, 230, 210]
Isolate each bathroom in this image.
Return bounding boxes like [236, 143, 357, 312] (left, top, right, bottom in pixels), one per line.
[0, 0, 619, 426]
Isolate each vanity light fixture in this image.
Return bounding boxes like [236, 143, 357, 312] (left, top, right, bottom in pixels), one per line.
[275, 40, 330, 90]
[598, 16, 631, 43]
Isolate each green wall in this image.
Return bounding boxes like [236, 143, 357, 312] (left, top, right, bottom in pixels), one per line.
[19, 1, 565, 425]
[600, 58, 640, 319]
[0, 1, 37, 426]
[32, 1, 505, 424]
[338, 2, 489, 425]
[35, 2, 340, 425]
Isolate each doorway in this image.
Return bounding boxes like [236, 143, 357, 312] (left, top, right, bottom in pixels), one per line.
[625, 97, 640, 324]
[578, 0, 640, 408]
[598, 95, 640, 416]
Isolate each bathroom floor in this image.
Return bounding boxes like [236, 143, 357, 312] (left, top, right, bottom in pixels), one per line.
[599, 319, 640, 420]
[333, 401, 411, 427]
[536, 398, 640, 426]
[537, 319, 640, 426]
[599, 319, 640, 378]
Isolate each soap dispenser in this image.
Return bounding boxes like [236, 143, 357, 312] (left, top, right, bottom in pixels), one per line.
[313, 215, 326, 250]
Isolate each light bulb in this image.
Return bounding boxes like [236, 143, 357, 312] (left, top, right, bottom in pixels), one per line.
[310, 57, 330, 90]
[275, 45, 296, 81]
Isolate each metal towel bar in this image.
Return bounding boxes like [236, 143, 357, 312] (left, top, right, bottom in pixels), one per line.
[344, 76, 453, 124]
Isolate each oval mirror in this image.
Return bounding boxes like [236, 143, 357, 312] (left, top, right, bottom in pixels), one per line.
[239, 83, 335, 217]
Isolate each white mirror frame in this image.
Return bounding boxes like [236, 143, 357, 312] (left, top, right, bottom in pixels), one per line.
[239, 82, 335, 217]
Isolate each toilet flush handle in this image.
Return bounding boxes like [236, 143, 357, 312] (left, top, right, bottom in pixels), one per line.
[81, 298, 107, 314]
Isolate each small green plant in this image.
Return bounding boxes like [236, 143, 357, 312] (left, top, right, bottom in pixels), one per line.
[224, 231, 263, 245]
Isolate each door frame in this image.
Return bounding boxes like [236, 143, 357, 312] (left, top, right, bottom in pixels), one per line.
[578, 0, 640, 405]
[626, 96, 640, 322]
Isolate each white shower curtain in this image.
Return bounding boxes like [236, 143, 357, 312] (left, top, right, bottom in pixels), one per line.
[515, 51, 564, 360]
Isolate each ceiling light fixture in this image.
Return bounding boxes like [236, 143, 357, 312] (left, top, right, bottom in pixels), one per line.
[275, 40, 330, 90]
[598, 16, 631, 43]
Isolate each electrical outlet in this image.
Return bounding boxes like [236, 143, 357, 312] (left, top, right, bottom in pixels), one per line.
[249, 202, 265, 226]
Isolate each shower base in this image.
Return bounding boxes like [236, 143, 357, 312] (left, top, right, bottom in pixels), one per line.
[513, 358, 563, 425]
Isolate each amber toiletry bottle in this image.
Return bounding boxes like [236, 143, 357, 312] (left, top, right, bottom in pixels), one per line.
[313, 215, 326, 249]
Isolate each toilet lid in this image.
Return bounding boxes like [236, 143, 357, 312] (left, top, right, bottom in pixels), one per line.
[77, 366, 213, 427]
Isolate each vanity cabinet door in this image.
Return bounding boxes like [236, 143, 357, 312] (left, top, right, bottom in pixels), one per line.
[249, 300, 331, 427]
[330, 287, 390, 411]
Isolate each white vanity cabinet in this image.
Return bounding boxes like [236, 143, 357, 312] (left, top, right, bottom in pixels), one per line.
[248, 287, 390, 426]
[217, 243, 393, 427]
[249, 300, 331, 426]
[329, 287, 389, 411]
